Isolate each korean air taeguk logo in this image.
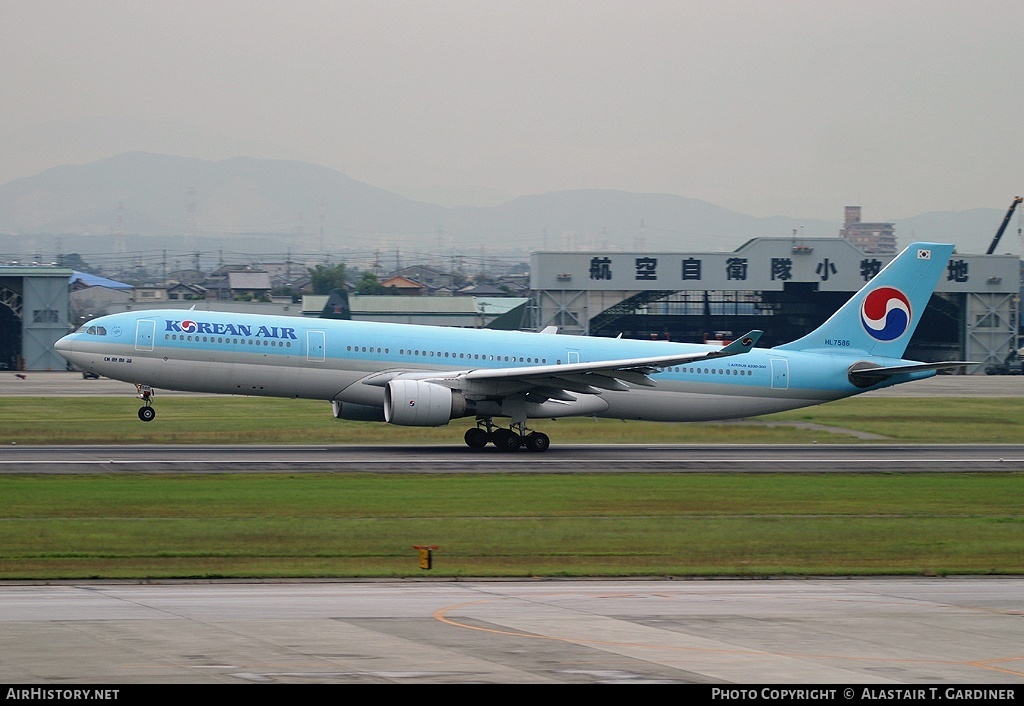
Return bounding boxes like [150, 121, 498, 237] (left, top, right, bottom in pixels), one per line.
[860, 287, 912, 341]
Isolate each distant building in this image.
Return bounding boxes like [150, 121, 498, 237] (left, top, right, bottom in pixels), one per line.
[225, 271, 272, 300]
[379, 275, 428, 296]
[166, 282, 207, 301]
[388, 265, 454, 290]
[205, 269, 273, 300]
[132, 285, 168, 303]
[456, 283, 507, 297]
[840, 206, 896, 253]
[68, 271, 133, 324]
[129, 281, 206, 304]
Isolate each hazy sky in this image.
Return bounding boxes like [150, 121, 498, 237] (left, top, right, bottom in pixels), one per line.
[2, 1, 1022, 220]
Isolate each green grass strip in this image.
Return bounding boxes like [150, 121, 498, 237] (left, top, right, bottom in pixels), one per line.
[0, 473, 1020, 579]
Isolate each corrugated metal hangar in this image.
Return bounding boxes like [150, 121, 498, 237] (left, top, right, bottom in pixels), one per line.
[529, 238, 1020, 373]
[0, 267, 72, 371]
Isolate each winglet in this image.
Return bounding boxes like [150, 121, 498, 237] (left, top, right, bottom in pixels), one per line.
[713, 330, 762, 357]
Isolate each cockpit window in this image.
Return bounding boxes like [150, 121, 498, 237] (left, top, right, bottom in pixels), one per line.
[83, 326, 107, 336]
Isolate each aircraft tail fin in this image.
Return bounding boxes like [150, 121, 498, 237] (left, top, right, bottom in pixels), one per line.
[320, 289, 352, 320]
[775, 242, 954, 358]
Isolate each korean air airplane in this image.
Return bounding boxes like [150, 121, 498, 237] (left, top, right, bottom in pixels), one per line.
[55, 242, 968, 452]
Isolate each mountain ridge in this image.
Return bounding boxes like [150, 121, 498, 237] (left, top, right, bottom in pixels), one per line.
[0, 152, 1014, 257]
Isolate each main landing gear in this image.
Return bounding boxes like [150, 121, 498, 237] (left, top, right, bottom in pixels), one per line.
[464, 418, 551, 452]
[136, 385, 156, 422]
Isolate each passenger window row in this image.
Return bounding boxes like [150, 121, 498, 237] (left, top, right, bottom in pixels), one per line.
[164, 334, 293, 347]
[678, 367, 752, 376]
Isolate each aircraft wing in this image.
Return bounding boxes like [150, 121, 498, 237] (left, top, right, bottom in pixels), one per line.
[465, 330, 760, 381]
[389, 330, 764, 400]
[359, 331, 762, 400]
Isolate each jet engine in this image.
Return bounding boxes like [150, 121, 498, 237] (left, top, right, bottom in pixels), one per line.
[384, 379, 472, 426]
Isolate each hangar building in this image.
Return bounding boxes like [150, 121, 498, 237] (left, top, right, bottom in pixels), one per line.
[529, 237, 1020, 373]
[0, 266, 73, 371]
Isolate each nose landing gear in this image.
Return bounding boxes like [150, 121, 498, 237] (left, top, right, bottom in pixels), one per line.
[136, 385, 156, 422]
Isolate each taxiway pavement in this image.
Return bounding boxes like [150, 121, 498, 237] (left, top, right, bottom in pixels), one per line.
[1, 578, 1022, 684]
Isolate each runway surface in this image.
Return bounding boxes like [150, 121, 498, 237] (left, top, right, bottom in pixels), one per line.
[1, 578, 1022, 684]
[3, 372, 1022, 684]
[5, 443, 1024, 473]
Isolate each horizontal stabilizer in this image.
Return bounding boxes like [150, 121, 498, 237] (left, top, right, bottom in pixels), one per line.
[848, 361, 975, 387]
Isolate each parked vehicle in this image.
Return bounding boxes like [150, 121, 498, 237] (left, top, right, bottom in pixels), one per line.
[985, 350, 1024, 375]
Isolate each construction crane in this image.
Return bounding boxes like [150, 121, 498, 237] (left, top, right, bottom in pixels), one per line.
[986, 196, 1023, 254]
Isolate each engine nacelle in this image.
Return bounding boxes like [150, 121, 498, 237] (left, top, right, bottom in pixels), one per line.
[384, 379, 471, 426]
[331, 400, 385, 422]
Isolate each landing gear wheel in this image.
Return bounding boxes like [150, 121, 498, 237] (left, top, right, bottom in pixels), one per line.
[491, 428, 521, 452]
[138, 406, 156, 422]
[464, 427, 490, 449]
[524, 431, 550, 452]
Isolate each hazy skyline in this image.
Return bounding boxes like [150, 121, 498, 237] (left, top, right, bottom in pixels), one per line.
[2, 1, 1022, 222]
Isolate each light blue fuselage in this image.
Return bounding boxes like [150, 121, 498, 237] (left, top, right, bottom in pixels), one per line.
[56, 308, 926, 423]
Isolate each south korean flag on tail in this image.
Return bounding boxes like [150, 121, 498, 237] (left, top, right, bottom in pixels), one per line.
[916, 248, 931, 259]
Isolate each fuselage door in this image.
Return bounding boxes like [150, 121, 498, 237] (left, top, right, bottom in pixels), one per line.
[307, 330, 326, 362]
[135, 319, 156, 352]
[567, 350, 580, 364]
[770, 357, 790, 390]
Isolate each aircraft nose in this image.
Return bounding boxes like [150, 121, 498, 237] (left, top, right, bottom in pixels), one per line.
[54, 335, 73, 358]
